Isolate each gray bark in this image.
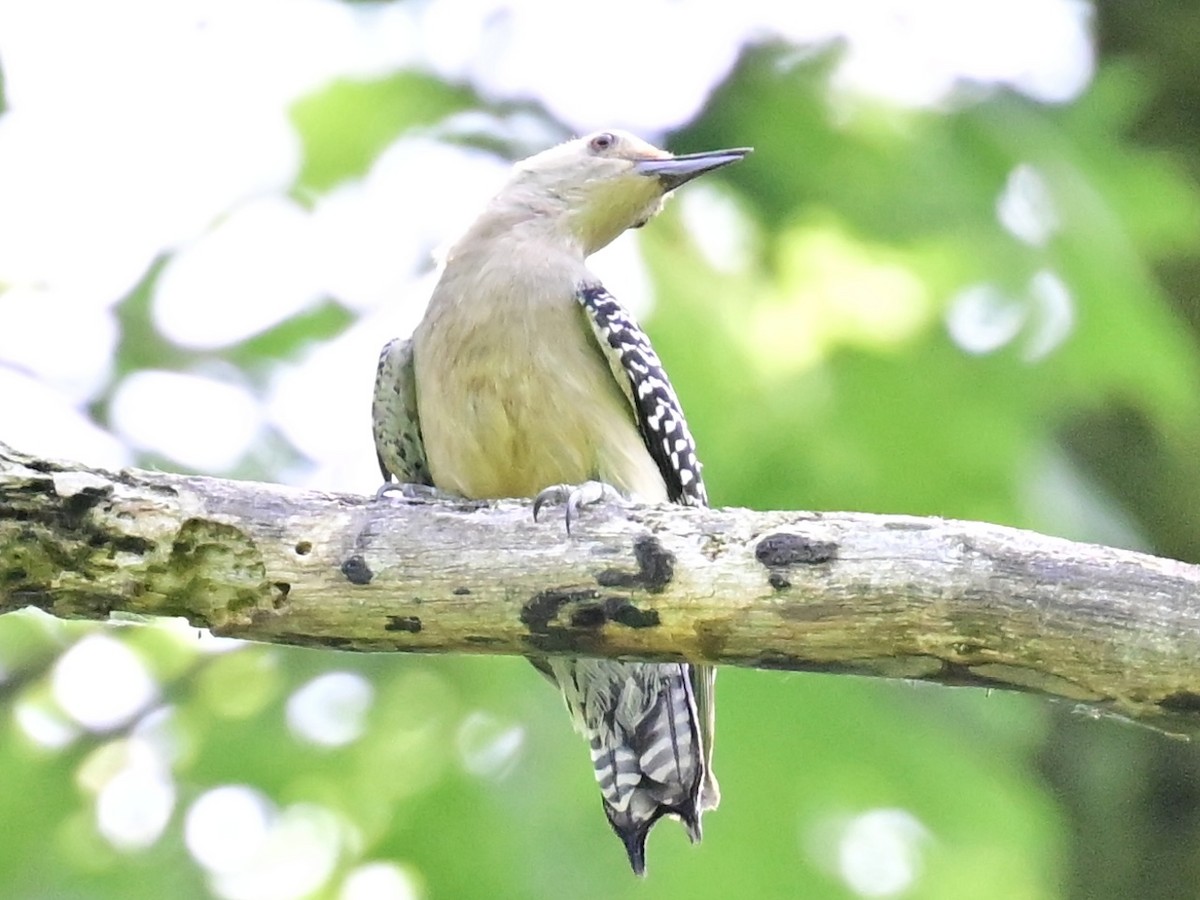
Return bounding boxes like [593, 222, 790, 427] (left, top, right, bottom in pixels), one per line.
[3, 441, 1200, 734]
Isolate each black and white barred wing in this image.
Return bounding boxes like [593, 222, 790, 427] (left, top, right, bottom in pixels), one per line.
[576, 284, 708, 507]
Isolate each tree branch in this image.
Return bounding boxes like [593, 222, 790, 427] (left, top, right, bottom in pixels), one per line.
[3, 441, 1200, 734]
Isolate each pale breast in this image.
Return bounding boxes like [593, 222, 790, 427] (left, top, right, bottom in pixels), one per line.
[413, 260, 668, 502]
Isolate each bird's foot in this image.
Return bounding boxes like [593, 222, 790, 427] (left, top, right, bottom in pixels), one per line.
[373, 481, 456, 503]
[533, 480, 624, 534]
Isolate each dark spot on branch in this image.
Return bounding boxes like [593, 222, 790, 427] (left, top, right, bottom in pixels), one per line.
[465, 635, 503, 644]
[695, 620, 730, 659]
[453, 586, 471, 596]
[112, 534, 154, 555]
[341, 555, 373, 585]
[570, 605, 607, 628]
[2, 481, 151, 568]
[295, 541, 312, 555]
[62, 486, 111, 526]
[608, 600, 659, 629]
[568, 597, 661, 630]
[521, 588, 599, 632]
[768, 572, 791, 591]
[632, 535, 674, 591]
[596, 534, 675, 593]
[1161, 692, 1200, 713]
[271, 582, 290, 608]
[386, 615, 422, 633]
[755, 532, 838, 567]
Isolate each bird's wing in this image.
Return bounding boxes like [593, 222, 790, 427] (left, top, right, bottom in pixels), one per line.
[575, 284, 708, 507]
[371, 337, 433, 485]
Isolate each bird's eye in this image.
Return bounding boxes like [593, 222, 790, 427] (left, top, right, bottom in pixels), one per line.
[589, 132, 616, 153]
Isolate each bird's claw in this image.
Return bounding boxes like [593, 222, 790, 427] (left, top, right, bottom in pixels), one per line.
[373, 481, 454, 503]
[533, 480, 623, 534]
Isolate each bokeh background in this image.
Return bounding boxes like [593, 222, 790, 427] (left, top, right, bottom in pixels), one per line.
[2, 1, 1200, 897]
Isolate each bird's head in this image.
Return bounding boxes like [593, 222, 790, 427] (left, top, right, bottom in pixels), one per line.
[506, 130, 751, 254]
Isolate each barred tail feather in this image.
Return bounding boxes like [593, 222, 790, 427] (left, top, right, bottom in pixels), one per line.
[691, 663, 720, 814]
[551, 658, 717, 875]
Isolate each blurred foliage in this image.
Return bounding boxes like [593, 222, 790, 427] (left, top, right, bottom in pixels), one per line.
[291, 72, 478, 192]
[8, 5, 1200, 899]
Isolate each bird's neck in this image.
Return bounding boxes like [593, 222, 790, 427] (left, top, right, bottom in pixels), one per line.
[448, 209, 590, 264]
[455, 190, 641, 259]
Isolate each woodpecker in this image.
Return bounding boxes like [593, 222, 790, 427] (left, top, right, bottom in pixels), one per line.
[372, 130, 750, 874]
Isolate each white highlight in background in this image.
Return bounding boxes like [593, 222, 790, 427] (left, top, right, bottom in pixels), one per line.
[339, 862, 421, 900]
[52, 634, 158, 731]
[286, 671, 374, 747]
[154, 198, 322, 349]
[945, 270, 1075, 361]
[14, 699, 81, 749]
[109, 370, 262, 472]
[456, 711, 525, 779]
[310, 138, 509, 313]
[0, 368, 131, 470]
[96, 738, 177, 851]
[997, 164, 1060, 247]
[186, 786, 274, 875]
[837, 808, 930, 897]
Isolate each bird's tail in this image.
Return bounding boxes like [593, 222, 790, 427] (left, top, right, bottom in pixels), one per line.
[551, 659, 718, 875]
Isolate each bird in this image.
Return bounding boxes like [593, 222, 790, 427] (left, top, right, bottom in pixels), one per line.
[371, 129, 750, 874]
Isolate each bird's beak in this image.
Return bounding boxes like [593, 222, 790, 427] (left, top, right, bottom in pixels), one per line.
[634, 147, 752, 190]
